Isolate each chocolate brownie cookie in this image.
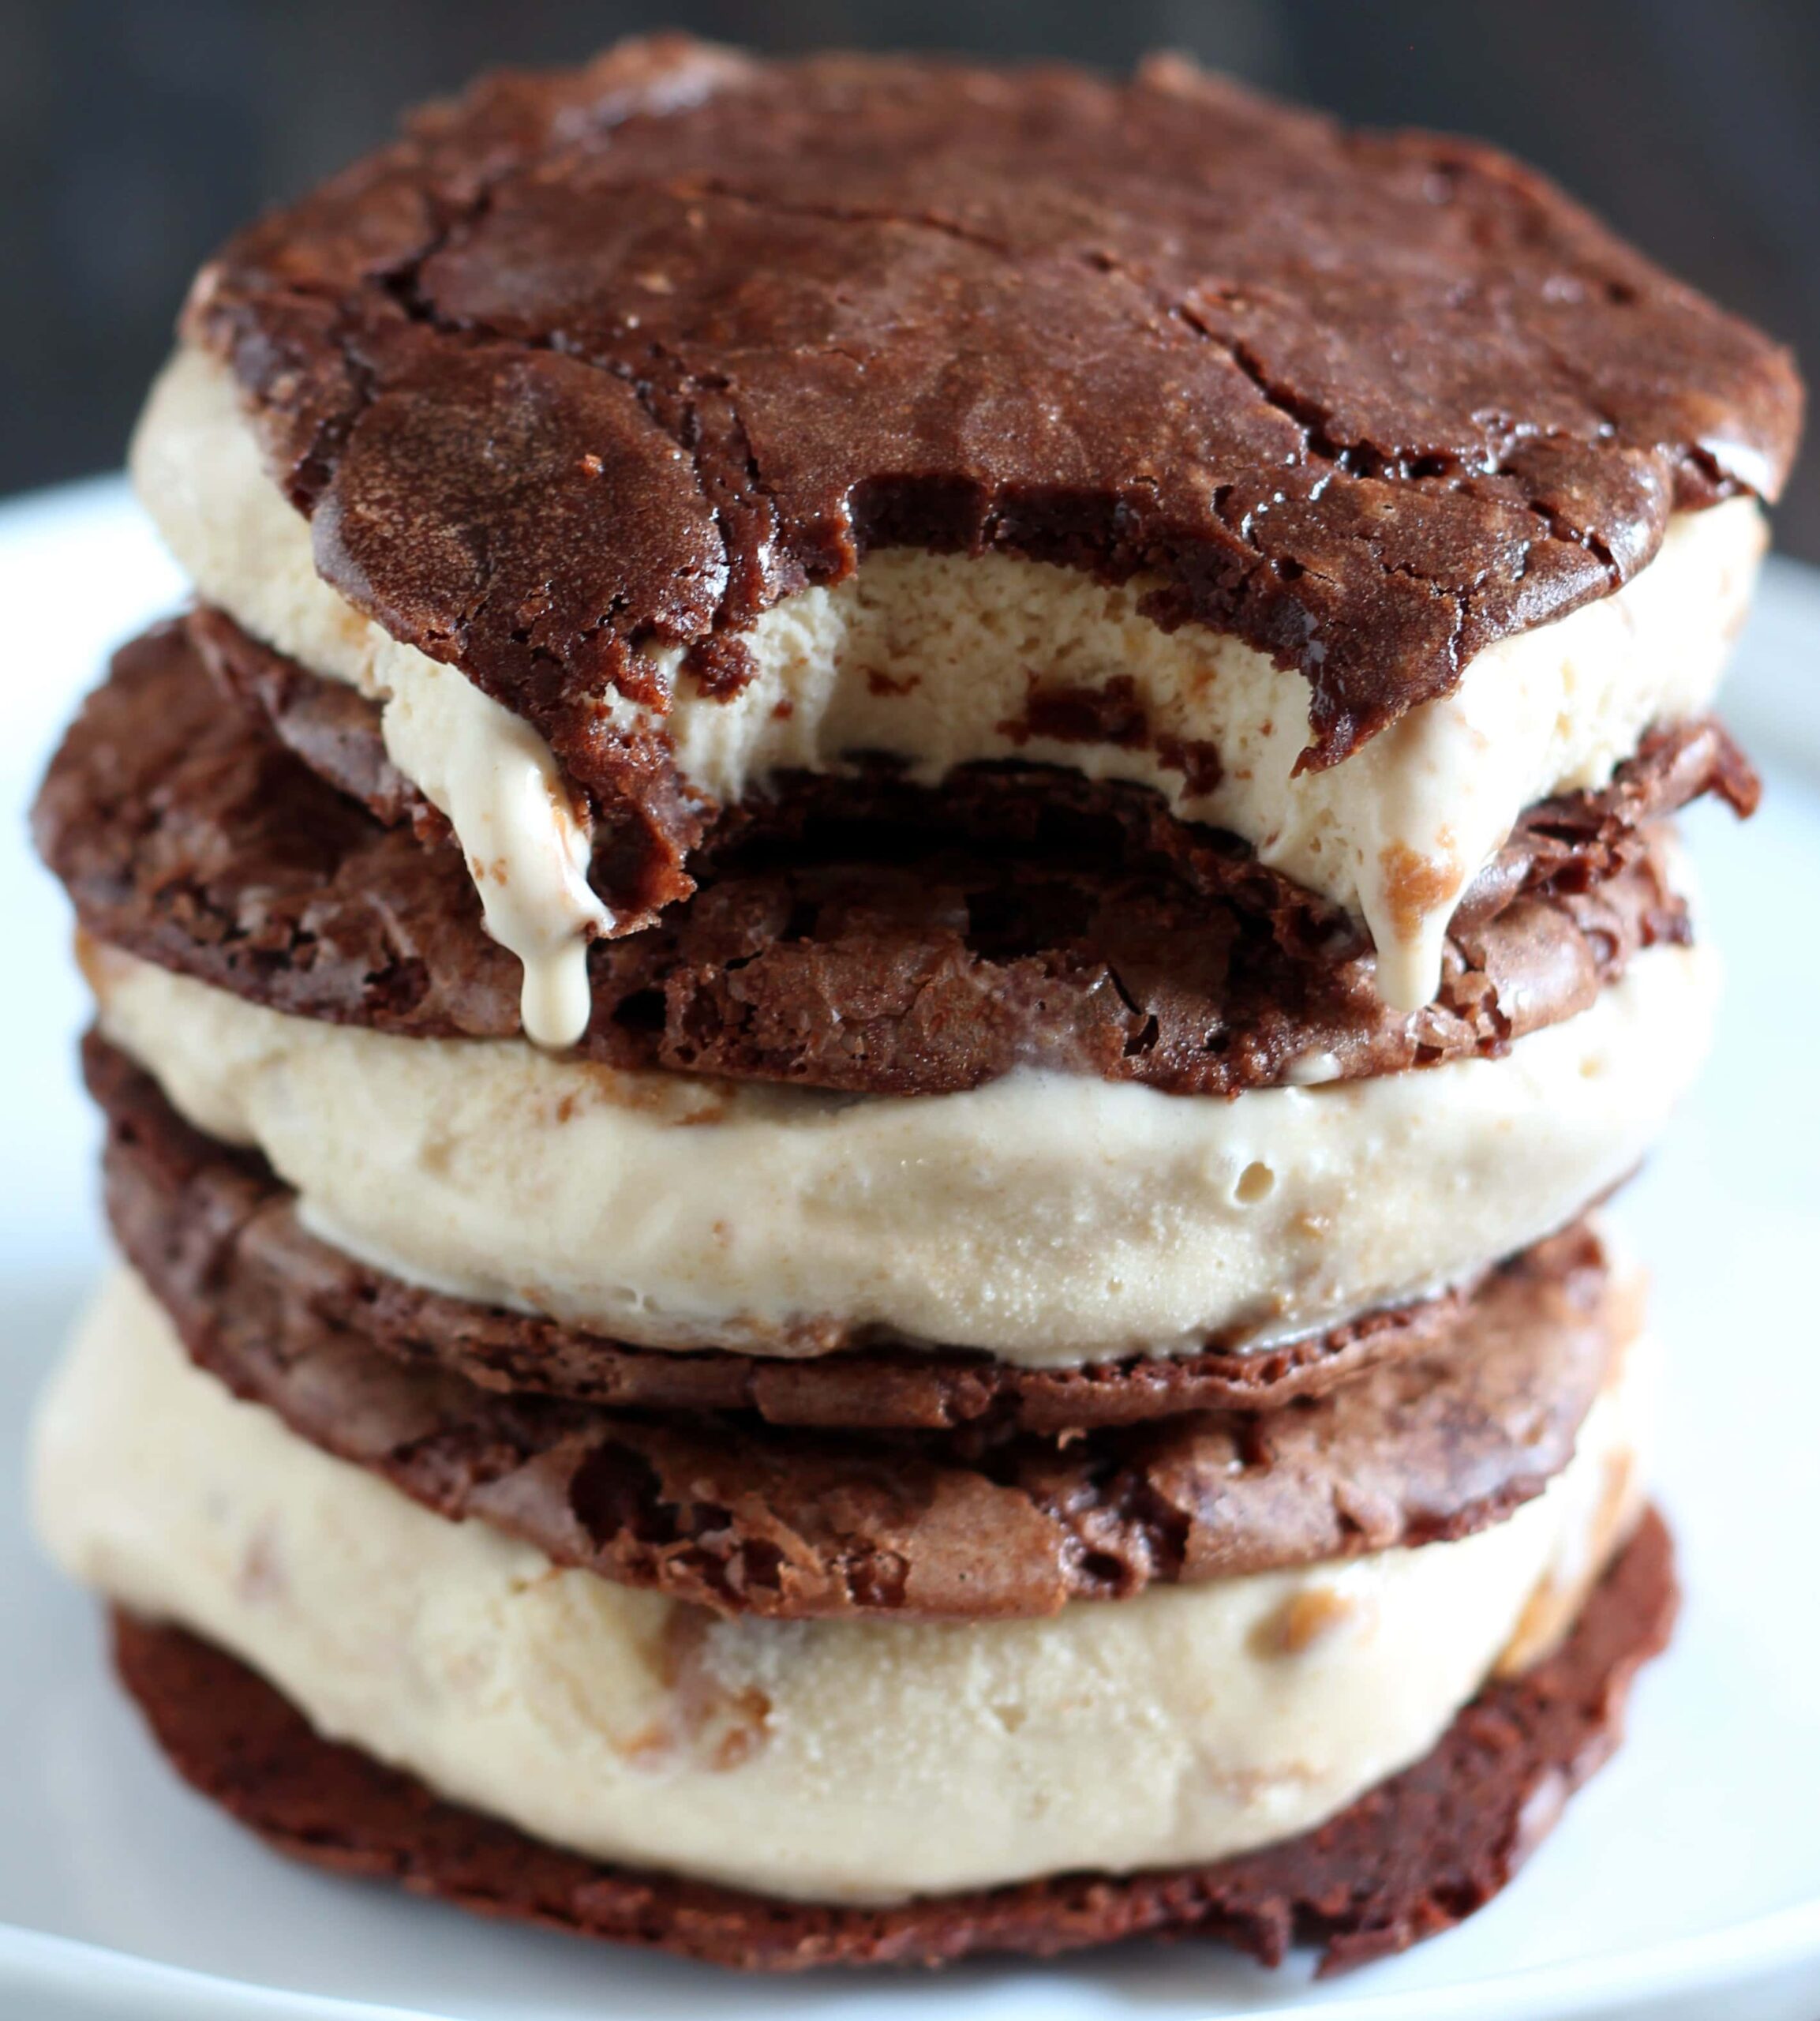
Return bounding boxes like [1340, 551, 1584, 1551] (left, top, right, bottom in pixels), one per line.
[186, 34, 1799, 871]
[107, 1505, 1678, 1973]
[38, 619, 1742, 1097]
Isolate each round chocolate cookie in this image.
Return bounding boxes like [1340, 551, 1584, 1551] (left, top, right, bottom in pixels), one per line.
[107, 1506, 1678, 1973]
[185, 32, 1799, 872]
[39, 618, 1741, 1098]
[97, 1030, 1621, 1618]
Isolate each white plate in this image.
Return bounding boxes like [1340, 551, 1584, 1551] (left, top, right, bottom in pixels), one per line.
[2, 477, 1819, 2021]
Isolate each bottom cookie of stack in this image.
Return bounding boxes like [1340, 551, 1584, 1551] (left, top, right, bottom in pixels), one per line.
[33, 1250, 1673, 1976]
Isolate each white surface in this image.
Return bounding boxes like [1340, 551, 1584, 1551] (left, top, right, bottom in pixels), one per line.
[2, 474, 1818, 2019]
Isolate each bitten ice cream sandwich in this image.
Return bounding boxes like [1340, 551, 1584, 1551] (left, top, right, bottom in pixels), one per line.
[30, 36, 1800, 1974]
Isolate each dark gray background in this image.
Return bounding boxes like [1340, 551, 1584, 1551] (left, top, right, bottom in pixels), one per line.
[3, 0, 1814, 556]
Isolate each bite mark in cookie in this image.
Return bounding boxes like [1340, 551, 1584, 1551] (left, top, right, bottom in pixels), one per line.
[36, 616, 1750, 1099]
[135, 36, 1796, 1029]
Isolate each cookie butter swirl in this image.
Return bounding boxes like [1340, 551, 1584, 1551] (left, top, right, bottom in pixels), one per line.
[136, 348, 1765, 1029]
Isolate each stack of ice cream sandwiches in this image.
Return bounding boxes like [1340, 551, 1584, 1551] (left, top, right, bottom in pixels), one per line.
[30, 38, 1802, 1974]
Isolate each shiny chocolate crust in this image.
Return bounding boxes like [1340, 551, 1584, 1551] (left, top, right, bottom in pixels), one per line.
[38, 618, 1743, 1098]
[107, 1506, 1678, 1973]
[181, 35, 1799, 928]
[98, 1029, 1619, 1617]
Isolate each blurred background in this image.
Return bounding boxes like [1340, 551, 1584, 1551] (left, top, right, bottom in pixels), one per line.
[2, 0, 1814, 557]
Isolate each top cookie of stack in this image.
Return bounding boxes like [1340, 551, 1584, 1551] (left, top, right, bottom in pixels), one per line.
[27, 34, 1803, 1970]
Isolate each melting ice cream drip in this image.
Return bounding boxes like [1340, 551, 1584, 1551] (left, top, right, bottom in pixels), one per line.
[377, 662, 611, 1048]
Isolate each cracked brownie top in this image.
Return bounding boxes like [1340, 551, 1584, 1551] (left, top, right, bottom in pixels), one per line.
[185, 36, 1799, 774]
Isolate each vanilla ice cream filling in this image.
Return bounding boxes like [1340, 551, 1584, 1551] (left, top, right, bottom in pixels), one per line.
[89, 937, 1714, 1364]
[132, 347, 1765, 1044]
[33, 1268, 1649, 1903]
